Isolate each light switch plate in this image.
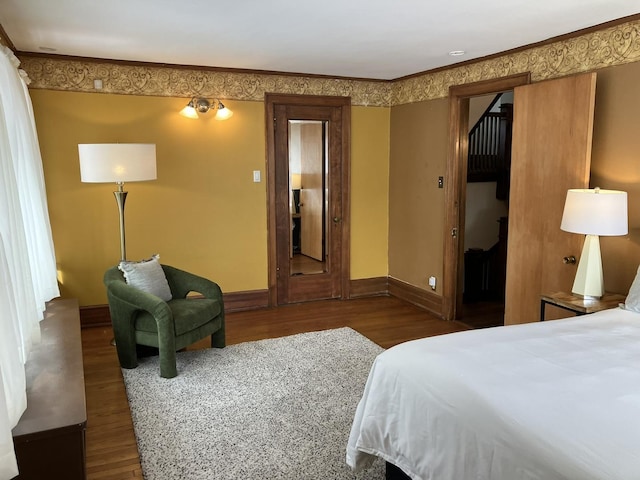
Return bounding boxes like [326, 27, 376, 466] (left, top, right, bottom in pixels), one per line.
[253, 170, 261, 182]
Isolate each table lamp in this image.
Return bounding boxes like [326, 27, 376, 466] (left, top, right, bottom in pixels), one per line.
[560, 187, 627, 298]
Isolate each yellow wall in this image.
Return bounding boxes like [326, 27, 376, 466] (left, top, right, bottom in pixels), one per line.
[31, 90, 390, 306]
[591, 60, 640, 293]
[26, 18, 640, 307]
[351, 106, 390, 279]
[31, 60, 640, 309]
[388, 98, 449, 291]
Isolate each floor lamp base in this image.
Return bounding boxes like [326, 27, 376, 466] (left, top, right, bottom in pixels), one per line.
[114, 185, 128, 262]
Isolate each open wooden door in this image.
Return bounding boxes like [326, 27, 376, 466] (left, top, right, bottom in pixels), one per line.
[299, 122, 324, 261]
[504, 72, 597, 325]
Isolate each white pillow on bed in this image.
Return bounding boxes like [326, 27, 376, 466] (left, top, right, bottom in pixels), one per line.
[118, 254, 173, 302]
[623, 265, 640, 313]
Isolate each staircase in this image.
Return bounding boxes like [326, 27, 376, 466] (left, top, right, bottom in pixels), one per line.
[464, 217, 508, 302]
[467, 98, 513, 200]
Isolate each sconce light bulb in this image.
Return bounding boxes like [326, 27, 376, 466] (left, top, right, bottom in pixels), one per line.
[179, 104, 199, 119]
[215, 102, 233, 121]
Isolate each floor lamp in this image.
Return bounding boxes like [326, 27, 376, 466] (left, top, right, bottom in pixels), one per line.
[560, 187, 628, 299]
[78, 144, 157, 262]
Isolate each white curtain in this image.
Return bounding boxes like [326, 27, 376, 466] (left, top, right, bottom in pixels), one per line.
[0, 46, 60, 479]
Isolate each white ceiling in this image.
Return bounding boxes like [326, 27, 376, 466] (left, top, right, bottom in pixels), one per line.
[0, 0, 638, 80]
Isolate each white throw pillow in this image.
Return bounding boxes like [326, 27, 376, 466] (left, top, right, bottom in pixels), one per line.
[623, 265, 640, 313]
[118, 254, 172, 301]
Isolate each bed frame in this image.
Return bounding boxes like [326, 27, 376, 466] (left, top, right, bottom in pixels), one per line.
[386, 461, 411, 480]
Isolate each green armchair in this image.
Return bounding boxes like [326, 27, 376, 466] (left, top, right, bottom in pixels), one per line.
[104, 264, 225, 378]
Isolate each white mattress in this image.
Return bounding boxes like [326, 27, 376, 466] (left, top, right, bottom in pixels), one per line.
[347, 308, 640, 480]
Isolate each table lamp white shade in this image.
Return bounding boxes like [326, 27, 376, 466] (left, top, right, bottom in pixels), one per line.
[560, 188, 628, 298]
[79, 143, 156, 183]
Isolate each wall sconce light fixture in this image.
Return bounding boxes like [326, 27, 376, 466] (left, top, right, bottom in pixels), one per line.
[179, 97, 233, 120]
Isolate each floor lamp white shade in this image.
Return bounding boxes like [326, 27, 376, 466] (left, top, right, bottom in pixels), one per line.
[78, 144, 157, 261]
[560, 188, 628, 298]
[79, 144, 156, 183]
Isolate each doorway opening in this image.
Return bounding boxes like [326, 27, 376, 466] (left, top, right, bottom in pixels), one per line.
[460, 92, 512, 329]
[442, 73, 531, 324]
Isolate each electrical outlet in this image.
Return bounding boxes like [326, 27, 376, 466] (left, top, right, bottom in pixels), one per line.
[428, 276, 437, 290]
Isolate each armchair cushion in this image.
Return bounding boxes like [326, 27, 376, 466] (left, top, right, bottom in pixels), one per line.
[118, 254, 172, 301]
[135, 297, 223, 336]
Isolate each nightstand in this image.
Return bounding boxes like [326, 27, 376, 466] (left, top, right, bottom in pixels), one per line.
[540, 291, 626, 321]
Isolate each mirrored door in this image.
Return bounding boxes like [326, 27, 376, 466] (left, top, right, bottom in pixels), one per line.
[266, 94, 351, 306]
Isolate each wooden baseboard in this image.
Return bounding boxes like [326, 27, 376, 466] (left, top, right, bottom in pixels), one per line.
[387, 277, 443, 319]
[223, 289, 270, 312]
[79, 305, 111, 328]
[79, 279, 444, 328]
[79, 289, 271, 328]
[349, 277, 389, 298]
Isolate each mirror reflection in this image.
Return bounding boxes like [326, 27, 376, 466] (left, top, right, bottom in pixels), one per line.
[289, 120, 328, 275]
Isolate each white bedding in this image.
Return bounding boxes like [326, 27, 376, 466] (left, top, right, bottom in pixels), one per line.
[347, 308, 640, 480]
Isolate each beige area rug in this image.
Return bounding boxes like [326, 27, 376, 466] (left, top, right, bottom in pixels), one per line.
[122, 327, 386, 479]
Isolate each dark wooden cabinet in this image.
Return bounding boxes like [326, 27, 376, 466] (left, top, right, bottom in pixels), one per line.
[11, 298, 87, 479]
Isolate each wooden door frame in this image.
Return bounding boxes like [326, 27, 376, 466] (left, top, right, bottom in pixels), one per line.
[265, 93, 351, 307]
[442, 73, 531, 321]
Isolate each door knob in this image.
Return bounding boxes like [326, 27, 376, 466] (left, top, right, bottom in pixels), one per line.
[333, 217, 341, 223]
[563, 255, 576, 264]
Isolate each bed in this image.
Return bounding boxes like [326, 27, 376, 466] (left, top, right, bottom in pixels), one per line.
[346, 307, 640, 480]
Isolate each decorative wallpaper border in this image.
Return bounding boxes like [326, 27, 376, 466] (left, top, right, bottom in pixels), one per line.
[17, 58, 394, 106]
[393, 18, 640, 104]
[16, 18, 640, 107]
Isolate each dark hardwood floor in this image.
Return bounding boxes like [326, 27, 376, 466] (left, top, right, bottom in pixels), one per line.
[290, 253, 325, 275]
[82, 295, 470, 479]
[459, 300, 505, 329]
